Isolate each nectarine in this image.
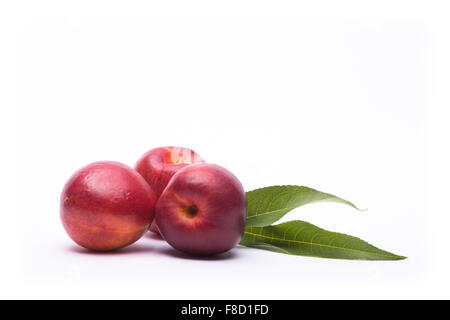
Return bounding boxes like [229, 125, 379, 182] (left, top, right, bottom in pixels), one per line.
[155, 163, 247, 255]
[60, 161, 156, 251]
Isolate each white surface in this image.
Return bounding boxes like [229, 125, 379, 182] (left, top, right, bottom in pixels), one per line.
[2, 1, 450, 299]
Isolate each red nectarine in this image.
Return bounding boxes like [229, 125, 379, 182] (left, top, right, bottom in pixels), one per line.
[60, 161, 156, 251]
[155, 163, 247, 255]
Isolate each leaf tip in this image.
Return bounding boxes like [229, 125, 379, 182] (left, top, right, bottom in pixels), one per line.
[383, 253, 407, 261]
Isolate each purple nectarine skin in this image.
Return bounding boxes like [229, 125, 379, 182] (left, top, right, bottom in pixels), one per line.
[155, 163, 247, 255]
[60, 161, 156, 251]
[135, 146, 205, 234]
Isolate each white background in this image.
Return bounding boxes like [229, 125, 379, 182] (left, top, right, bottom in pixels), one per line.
[2, 1, 450, 299]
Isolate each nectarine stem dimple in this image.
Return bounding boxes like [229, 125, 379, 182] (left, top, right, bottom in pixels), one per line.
[186, 205, 198, 216]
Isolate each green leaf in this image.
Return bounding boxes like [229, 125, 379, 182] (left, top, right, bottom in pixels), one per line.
[245, 185, 363, 227]
[240, 220, 406, 260]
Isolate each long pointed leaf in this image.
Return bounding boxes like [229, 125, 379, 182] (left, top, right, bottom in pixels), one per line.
[240, 220, 406, 260]
[246, 185, 363, 227]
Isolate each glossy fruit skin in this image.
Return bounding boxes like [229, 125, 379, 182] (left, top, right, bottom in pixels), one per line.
[155, 163, 247, 256]
[60, 161, 156, 251]
[135, 146, 205, 233]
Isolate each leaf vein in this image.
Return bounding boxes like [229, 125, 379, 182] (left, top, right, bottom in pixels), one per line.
[243, 231, 397, 259]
